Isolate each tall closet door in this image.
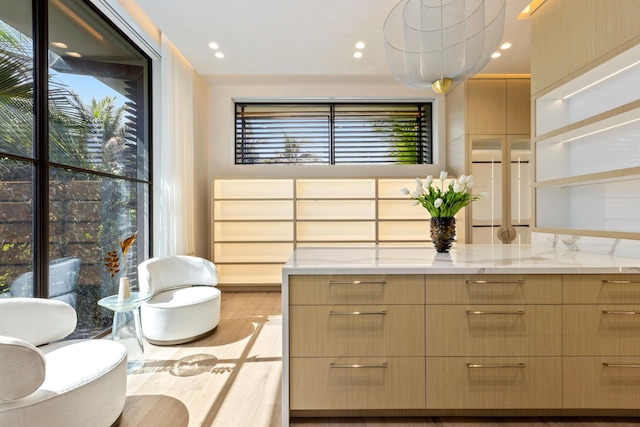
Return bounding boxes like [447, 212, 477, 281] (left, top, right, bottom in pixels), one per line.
[470, 136, 531, 244]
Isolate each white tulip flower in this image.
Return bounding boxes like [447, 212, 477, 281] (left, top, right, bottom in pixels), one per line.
[425, 175, 433, 185]
[439, 171, 448, 180]
[458, 175, 467, 185]
[434, 198, 443, 208]
[400, 187, 410, 195]
[480, 192, 489, 198]
[466, 177, 474, 189]
[415, 177, 422, 187]
[453, 184, 462, 193]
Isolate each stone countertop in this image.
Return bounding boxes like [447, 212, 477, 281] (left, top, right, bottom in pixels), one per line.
[282, 244, 640, 275]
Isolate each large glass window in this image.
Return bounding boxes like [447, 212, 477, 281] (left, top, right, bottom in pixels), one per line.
[0, 0, 151, 338]
[235, 102, 433, 165]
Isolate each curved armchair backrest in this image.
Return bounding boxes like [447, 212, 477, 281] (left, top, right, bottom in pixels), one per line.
[0, 298, 77, 346]
[138, 255, 218, 295]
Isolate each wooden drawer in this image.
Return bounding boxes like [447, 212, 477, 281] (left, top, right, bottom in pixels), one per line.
[426, 275, 562, 305]
[425, 305, 562, 356]
[289, 274, 424, 305]
[564, 357, 640, 408]
[563, 274, 640, 304]
[426, 357, 562, 409]
[290, 356, 425, 410]
[563, 305, 640, 356]
[290, 305, 424, 357]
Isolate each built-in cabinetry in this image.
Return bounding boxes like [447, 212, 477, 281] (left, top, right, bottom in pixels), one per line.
[425, 274, 562, 409]
[530, 0, 640, 240]
[562, 274, 640, 408]
[211, 178, 430, 288]
[532, 43, 640, 239]
[445, 77, 531, 245]
[285, 269, 640, 421]
[289, 274, 425, 410]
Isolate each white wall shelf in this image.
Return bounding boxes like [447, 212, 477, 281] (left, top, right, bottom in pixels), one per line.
[211, 178, 431, 288]
[534, 42, 640, 240]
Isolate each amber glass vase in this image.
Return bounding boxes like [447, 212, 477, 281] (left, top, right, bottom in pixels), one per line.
[430, 217, 456, 253]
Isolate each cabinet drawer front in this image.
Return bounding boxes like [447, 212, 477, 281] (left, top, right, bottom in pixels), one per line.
[426, 305, 562, 356]
[426, 357, 562, 409]
[563, 274, 640, 304]
[564, 305, 640, 356]
[290, 357, 425, 410]
[564, 357, 640, 409]
[426, 275, 562, 304]
[289, 274, 424, 305]
[290, 305, 425, 357]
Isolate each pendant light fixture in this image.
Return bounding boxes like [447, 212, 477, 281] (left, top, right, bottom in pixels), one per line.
[383, 0, 506, 93]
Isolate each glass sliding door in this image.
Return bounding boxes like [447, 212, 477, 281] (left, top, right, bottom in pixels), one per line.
[0, 0, 151, 339]
[0, 1, 35, 298]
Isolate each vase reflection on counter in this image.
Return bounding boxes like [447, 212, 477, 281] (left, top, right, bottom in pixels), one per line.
[430, 217, 456, 253]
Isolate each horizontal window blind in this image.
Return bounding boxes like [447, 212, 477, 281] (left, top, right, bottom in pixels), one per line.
[235, 103, 432, 165]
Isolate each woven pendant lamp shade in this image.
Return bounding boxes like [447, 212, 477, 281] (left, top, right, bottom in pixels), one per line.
[384, 0, 506, 93]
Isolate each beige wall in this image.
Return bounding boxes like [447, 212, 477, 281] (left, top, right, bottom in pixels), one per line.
[192, 72, 210, 258]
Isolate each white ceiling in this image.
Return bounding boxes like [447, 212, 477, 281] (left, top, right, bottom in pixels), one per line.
[132, 0, 532, 78]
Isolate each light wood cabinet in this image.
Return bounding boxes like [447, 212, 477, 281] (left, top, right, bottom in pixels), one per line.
[426, 274, 561, 304]
[563, 357, 640, 409]
[467, 78, 531, 135]
[290, 357, 426, 410]
[290, 304, 425, 357]
[426, 357, 563, 409]
[288, 274, 426, 411]
[289, 274, 424, 305]
[426, 305, 562, 357]
[211, 179, 433, 288]
[425, 274, 562, 409]
[563, 274, 640, 304]
[468, 79, 507, 135]
[446, 77, 532, 244]
[561, 273, 640, 408]
[285, 272, 640, 419]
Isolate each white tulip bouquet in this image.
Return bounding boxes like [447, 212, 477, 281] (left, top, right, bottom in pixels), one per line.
[401, 171, 487, 218]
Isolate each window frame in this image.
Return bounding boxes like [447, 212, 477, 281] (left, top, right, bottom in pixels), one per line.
[234, 101, 433, 166]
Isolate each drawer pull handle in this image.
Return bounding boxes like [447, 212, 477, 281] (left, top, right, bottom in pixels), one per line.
[329, 280, 386, 285]
[466, 310, 526, 315]
[466, 363, 526, 368]
[465, 280, 525, 285]
[329, 310, 387, 316]
[602, 310, 640, 315]
[330, 363, 388, 369]
[603, 363, 640, 368]
[602, 280, 638, 284]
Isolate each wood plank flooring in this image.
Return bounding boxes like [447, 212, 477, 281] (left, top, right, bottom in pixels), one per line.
[113, 291, 639, 427]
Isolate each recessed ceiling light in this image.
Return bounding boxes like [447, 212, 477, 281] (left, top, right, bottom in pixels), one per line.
[66, 52, 82, 58]
[491, 52, 501, 59]
[215, 52, 224, 59]
[51, 41, 68, 48]
[353, 51, 363, 59]
[500, 42, 512, 50]
[208, 42, 219, 50]
[355, 42, 365, 49]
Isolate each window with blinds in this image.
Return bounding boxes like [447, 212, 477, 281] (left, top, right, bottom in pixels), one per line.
[235, 103, 432, 165]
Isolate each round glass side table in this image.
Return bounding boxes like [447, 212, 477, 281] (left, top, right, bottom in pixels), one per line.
[98, 292, 152, 373]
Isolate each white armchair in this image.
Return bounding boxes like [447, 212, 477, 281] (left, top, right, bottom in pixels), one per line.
[137, 255, 221, 345]
[0, 298, 127, 427]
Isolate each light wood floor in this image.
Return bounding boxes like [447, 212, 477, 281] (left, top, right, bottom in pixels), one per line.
[114, 291, 640, 427]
